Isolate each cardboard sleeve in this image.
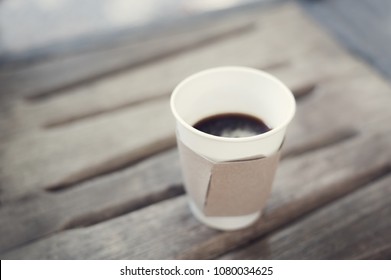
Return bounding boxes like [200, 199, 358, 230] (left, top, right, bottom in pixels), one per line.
[177, 139, 281, 217]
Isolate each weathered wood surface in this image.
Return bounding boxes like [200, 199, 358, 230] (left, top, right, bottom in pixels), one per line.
[220, 174, 391, 260]
[0, 148, 183, 253]
[0, 14, 255, 102]
[1, 2, 391, 259]
[2, 127, 391, 259]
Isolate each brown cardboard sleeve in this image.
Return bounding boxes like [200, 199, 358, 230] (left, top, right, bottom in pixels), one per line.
[177, 139, 281, 217]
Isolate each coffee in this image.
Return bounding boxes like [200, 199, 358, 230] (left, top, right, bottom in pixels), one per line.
[193, 113, 271, 138]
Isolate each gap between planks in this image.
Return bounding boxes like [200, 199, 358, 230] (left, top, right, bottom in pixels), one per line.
[42, 60, 303, 129]
[24, 22, 256, 102]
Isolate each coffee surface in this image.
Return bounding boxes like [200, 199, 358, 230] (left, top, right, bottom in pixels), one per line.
[193, 113, 271, 138]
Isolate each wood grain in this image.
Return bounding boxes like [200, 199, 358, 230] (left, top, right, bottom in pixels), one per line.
[0, 13, 256, 101]
[0, 148, 182, 253]
[0, 126, 360, 253]
[0, 98, 175, 201]
[2, 126, 390, 259]
[219, 174, 391, 259]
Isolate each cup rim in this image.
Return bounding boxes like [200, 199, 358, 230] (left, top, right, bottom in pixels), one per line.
[170, 66, 296, 143]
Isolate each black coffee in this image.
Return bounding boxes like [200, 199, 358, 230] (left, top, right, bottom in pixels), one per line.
[193, 113, 271, 138]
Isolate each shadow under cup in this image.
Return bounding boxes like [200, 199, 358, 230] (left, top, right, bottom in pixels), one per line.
[171, 67, 296, 230]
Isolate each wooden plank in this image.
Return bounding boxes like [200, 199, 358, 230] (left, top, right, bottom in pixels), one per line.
[0, 14, 256, 102]
[219, 174, 391, 259]
[0, 97, 175, 201]
[299, 0, 391, 80]
[0, 148, 183, 254]
[2, 125, 391, 259]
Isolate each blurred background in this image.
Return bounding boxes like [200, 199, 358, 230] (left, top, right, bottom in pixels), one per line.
[0, 0, 271, 63]
[0, 0, 264, 53]
[1, 0, 390, 79]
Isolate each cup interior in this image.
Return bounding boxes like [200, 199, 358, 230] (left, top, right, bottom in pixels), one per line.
[171, 67, 295, 137]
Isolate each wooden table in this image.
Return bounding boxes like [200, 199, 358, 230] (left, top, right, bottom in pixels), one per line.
[1, 2, 390, 259]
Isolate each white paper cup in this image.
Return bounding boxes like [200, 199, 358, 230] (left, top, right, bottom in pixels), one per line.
[170, 66, 295, 230]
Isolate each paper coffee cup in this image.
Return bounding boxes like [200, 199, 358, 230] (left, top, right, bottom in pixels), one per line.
[170, 66, 295, 230]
